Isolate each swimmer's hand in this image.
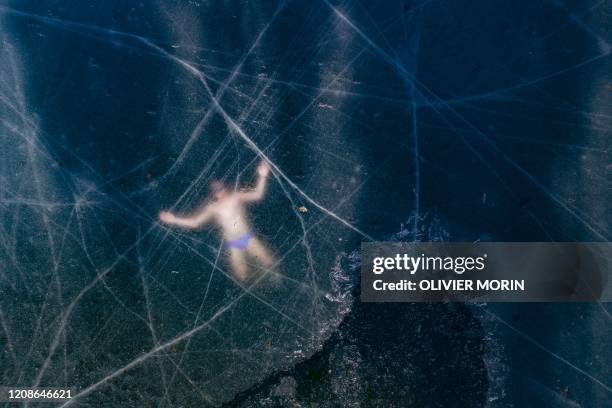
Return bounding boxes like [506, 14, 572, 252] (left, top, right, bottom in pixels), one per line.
[257, 161, 271, 177]
[158, 211, 176, 224]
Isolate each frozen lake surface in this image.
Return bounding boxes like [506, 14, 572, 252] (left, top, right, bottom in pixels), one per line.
[0, 0, 610, 406]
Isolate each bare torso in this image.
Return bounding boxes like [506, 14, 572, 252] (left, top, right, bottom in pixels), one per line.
[209, 194, 252, 240]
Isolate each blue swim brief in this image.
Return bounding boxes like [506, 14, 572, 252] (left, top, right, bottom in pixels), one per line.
[226, 232, 253, 250]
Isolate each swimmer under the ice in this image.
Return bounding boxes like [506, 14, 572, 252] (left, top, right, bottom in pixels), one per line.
[159, 161, 276, 282]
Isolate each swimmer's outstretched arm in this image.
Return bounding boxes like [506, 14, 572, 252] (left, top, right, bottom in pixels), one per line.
[159, 206, 212, 229]
[238, 161, 271, 202]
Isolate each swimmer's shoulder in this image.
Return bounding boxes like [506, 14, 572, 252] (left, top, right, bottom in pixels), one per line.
[207, 196, 236, 211]
[200, 199, 220, 213]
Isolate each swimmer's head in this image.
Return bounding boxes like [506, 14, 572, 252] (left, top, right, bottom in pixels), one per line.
[209, 181, 228, 199]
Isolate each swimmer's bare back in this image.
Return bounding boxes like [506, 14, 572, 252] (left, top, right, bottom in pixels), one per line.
[159, 161, 276, 281]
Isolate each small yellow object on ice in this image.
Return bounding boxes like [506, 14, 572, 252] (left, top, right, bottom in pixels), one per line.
[297, 206, 308, 213]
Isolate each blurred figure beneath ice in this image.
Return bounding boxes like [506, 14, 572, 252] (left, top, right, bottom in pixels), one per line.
[159, 161, 276, 282]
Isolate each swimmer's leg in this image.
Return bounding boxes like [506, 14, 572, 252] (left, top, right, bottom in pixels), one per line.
[229, 248, 248, 281]
[247, 238, 274, 268]
[247, 238, 283, 287]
